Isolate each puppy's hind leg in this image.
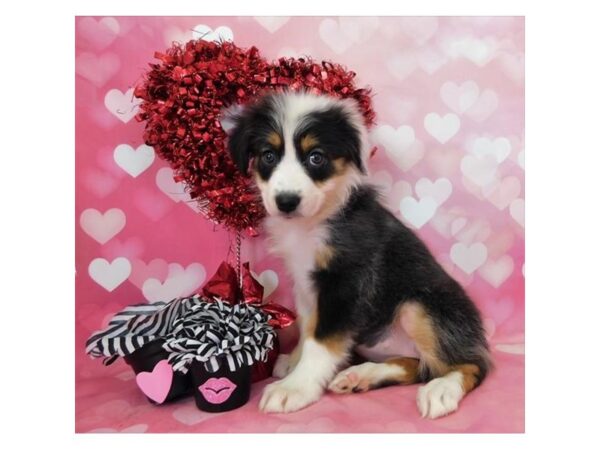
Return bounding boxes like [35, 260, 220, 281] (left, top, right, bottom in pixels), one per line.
[328, 357, 421, 393]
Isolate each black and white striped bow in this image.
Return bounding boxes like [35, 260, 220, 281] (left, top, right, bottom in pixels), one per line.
[85, 294, 206, 365]
[163, 299, 276, 374]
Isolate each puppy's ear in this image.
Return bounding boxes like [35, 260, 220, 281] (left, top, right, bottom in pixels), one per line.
[226, 111, 253, 175]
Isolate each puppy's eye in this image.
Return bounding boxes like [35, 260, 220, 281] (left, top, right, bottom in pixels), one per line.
[308, 149, 325, 167]
[261, 150, 277, 166]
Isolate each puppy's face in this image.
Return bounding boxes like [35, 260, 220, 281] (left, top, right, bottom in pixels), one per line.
[227, 92, 368, 219]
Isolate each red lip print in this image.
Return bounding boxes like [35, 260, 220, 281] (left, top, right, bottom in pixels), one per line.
[198, 377, 237, 404]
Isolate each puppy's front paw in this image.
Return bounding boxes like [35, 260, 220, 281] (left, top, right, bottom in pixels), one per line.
[259, 378, 322, 413]
[417, 374, 464, 419]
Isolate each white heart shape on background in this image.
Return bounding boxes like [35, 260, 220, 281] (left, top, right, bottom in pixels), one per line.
[460, 154, 499, 187]
[415, 177, 453, 205]
[386, 52, 418, 81]
[318, 18, 352, 54]
[470, 137, 511, 164]
[386, 180, 413, 211]
[495, 343, 525, 355]
[478, 255, 514, 287]
[88, 257, 131, 292]
[442, 35, 496, 67]
[424, 113, 460, 144]
[371, 125, 424, 172]
[464, 89, 499, 122]
[253, 16, 290, 33]
[104, 88, 141, 123]
[172, 403, 213, 426]
[399, 196, 438, 229]
[80, 208, 126, 244]
[142, 263, 206, 303]
[417, 46, 448, 74]
[77, 17, 120, 50]
[440, 81, 480, 114]
[450, 242, 488, 274]
[518, 150, 525, 169]
[483, 176, 521, 210]
[400, 17, 438, 45]
[338, 17, 379, 43]
[510, 198, 525, 228]
[77, 52, 121, 87]
[255, 270, 279, 298]
[155, 167, 188, 203]
[192, 24, 234, 42]
[114, 144, 155, 177]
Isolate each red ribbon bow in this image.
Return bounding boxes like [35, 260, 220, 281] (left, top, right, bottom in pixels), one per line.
[202, 261, 296, 329]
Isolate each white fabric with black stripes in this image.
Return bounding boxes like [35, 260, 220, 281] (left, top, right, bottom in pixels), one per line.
[85, 294, 206, 365]
[163, 299, 276, 374]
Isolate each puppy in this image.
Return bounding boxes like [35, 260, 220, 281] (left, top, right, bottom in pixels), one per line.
[227, 91, 491, 419]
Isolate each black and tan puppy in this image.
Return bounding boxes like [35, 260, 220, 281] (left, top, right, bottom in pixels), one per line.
[227, 91, 491, 418]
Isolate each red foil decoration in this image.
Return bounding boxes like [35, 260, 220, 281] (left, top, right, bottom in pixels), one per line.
[202, 261, 296, 330]
[135, 40, 376, 232]
[201, 260, 296, 382]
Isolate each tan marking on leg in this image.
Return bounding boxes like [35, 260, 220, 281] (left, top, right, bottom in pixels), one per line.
[304, 309, 350, 357]
[384, 357, 421, 385]
[451, 364, 481, 394]
[399, 302, 448, 377]
[315, 245, 335, 270]
[300, 134, 318, 153]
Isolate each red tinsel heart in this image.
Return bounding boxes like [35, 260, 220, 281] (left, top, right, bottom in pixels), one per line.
[134, 39, 375, 233]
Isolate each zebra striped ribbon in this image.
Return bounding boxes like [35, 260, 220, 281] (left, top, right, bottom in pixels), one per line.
[163, 299, 276, 374]
[85, 294, 206, 365]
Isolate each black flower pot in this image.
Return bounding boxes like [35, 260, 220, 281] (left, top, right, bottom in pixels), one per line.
[189, 359, 251, 412]
[123, 339, 191, 405]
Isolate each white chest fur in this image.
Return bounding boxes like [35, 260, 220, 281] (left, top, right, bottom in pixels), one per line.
[264, 217, 329, 318]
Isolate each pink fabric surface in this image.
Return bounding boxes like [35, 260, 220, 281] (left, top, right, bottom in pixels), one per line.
[75, 16, 525, 433]
[76, 349, 523, 433]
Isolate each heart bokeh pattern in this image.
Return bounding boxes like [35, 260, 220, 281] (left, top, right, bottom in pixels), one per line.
[76, 16, 524, 433]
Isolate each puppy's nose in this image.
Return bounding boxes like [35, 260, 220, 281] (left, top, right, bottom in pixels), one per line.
[275, 193, 301, 213]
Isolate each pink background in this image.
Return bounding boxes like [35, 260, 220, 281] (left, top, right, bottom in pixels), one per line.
[75, 16, 524, 433]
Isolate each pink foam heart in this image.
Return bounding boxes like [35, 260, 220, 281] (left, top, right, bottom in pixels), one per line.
[135, 360, 173, 404]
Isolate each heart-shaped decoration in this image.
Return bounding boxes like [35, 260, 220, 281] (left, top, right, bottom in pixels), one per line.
[450, 242, 488, 274]
[135, 360, 173, 404]
[76, 52, 120, 87]
[88, 257, 132, 292]
[80, 208, 126, 244]
[113, 144, 155, 178]
[424, 113, 461, 144]
[77, 17, 120, 50]
[399, 196, 438, 229]
[192, 24, 234, 43]
[478, 255, 514, 288]
[415, 177, 453, 205]
[371, 125, 424, 172]
[440, 80, 480, 114]
[104, 88, 141, 123]
[464, 89, 499, 122]
[254, 16, 291, 33]
[142, 263, 207, 303]
[135, 39, 374, 231]
[470, 137, 511, 164]
[255, 269, 279, 298]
